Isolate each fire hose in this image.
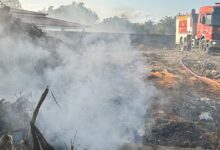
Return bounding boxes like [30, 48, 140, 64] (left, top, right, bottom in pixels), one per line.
[180, 52, 220, 87]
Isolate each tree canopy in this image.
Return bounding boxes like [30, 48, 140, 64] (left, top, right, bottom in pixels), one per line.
[90, 16, 176, 35]
[43, 1, 176, 34]
[1, 0, 21, 8]
[46, 2, 99, 25]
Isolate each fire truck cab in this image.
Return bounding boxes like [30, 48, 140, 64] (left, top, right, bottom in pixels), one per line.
[176, 3, 220, 52]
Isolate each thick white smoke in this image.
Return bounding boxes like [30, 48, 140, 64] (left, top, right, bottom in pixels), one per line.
[0, 30, 156, 149]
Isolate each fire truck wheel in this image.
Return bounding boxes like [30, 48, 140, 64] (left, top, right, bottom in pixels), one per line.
[199, 39, 207, 52]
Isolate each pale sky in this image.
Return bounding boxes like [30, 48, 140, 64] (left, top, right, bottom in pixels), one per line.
[20, 0, 217, 22]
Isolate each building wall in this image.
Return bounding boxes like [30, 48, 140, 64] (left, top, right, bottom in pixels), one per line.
[47, 31, 175, 49]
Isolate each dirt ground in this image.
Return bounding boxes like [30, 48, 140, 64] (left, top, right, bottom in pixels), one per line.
[134, 48, 220, 149]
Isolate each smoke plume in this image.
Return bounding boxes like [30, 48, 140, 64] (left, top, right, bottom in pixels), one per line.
[0, 14, 156, 150]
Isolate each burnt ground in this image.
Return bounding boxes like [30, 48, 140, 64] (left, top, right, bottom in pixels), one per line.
[128, 48, 220, 150]
[2, 6, 218, 149]
[0, 6, 219, 148]
[1, 46, 220, 150]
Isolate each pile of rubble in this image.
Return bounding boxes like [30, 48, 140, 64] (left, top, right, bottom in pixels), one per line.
[0, 88, 50, 149]
[0, 87, 79, 150]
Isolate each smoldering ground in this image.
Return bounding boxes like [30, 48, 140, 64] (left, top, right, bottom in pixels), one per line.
[0, 18, 157, 149]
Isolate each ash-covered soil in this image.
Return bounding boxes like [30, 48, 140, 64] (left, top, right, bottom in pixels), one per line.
[138, 49, 220, 149]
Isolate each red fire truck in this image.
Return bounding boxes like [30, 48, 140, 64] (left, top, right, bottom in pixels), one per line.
[176, 3, 220, 52]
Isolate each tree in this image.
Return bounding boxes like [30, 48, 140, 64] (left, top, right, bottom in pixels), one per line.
[91, 16, 176, 34]
[155, 16, 176, 35]
[1, 0, 21, 8]
[143, 20, 156, 34]
[47, 2, 99, 25]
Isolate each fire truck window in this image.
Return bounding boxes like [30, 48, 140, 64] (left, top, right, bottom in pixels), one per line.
[205, 14, 212, 25]
[212, 13, 220, 26]
[201, 16, 206, 24]
[214, 7, 220, 13]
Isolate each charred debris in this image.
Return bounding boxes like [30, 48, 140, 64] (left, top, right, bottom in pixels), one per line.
[0, 87, 53, 150]
[0, 6, 77, 150]
[0, 87, 78, 150]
